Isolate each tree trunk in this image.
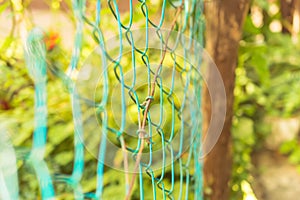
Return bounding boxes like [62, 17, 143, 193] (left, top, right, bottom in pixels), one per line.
[203, 1, 250, 200]
[280, 0, 295, 34]
[292, 0, 300, 42]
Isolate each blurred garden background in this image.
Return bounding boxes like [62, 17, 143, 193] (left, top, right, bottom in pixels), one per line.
[1, 0, 300, 199]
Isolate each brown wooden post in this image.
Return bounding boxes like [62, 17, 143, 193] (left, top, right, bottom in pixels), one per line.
[203, 1, 250, 199]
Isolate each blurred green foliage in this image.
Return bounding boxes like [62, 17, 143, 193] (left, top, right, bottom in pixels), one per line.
[0, 0, 201, 199]
[231, 0, 300, 199]
[2, 0, 300, 199]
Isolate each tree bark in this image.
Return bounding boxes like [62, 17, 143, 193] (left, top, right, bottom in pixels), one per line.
[280, 0, 295, 34]
[292, 0, 300, 41]
[203, 1, 250, 200]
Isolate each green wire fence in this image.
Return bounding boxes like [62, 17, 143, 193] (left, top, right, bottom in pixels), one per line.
[0, 0, 205, 199]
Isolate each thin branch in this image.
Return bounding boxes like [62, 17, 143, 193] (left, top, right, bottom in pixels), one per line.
[124, 3, 184, 200]
[119, 135, 130, 194]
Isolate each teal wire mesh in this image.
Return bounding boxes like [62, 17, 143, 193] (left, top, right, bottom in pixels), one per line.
[0, 0, 205, 199]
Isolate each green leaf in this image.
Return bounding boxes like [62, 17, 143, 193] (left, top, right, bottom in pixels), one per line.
[243, 16, 261, 35]
[279, 140, 297, 154]
[289, 148, 300, 164]
[232, 117, 255, 145]
[0, 1, 10, 14]
[254, 0, 269, 10]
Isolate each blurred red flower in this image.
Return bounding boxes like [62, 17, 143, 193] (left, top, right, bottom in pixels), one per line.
[44, 31, 60, 51]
